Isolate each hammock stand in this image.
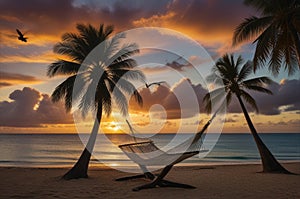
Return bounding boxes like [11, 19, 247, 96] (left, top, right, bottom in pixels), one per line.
[116, 108, 220, 191]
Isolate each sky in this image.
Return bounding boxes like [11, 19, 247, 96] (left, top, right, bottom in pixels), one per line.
[0, 0, 299, 134]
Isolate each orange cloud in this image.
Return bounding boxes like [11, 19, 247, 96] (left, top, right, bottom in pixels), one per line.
[0, 50, 57, 64]
[0, 71, 41, 88]
[132, 0, 255, 56]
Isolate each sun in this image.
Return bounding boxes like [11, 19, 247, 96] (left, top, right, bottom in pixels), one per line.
[109, 121, 121, 132]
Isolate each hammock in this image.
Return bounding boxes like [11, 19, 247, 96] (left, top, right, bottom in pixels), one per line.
[116, 106, 221, 191]
[119, 120, 208, 166]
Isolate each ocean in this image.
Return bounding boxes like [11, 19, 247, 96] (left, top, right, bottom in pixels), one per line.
[0, 133, 299, 169]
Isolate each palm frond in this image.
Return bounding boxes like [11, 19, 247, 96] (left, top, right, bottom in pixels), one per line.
[206, 73, 228, 87]
[76, 24, 99, 47]
[108, 43, 139, 65]
[109, 78, 143, 106]
[268, 40, 284, 76]
[95, 80, 112, 116]
[61, 32, 89, 56]
[253, 24, 275, 71]
[51, 75, 78, 112]
[226, 92, 232, 106]
[283, 46, 298, 76]
[203, 87, 227, 114]
[243, 85, 273, 95]
[101, 24, 114, 38]
[244, 0, 279, 15]
[233, 16, 273, 46]
[53, 42, 86, 62]
[237, 61, 253, 82]
[47, 60, 81, 77]
[242, 76, 273, 86]
[111, 85, 128, 116]
[239, 90, 259, 113]
[96, 82, 112, 116]
[104, 32, 127, 59]
[109, 59, 138, 70]
[215, 54, 239, 81]
[235, 55, 244, 69]
[280, 29, 299, 76]
[78, 80, 99, 118]
[112, 69, 145, 82]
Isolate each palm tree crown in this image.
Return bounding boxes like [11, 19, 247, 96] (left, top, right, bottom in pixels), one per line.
[47, 23, 144, 117]
[203, 54, 273, 113]
[233, 0, 300, 76]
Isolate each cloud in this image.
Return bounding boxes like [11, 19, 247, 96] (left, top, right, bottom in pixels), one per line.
[0, 87, 73, 127]
[0, 82, 12, 88]
[227, 79, 300, 115]
[0, 0, 171, 41]
[132, 0, 255, 54]
[130, 77, 300, 119]
[0, 71, 41, 88]
[0, 0, 253, 63]
[130, 78, 207, 119]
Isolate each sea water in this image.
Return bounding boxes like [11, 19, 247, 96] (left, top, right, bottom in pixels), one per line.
[0, 133, 299, 168]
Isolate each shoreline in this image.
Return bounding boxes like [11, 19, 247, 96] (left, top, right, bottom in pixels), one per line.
[1, 159, 299, 169]
[1, 162, 299, 198]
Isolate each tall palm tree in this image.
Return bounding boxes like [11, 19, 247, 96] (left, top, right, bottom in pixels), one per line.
[47, 24, 145, 180]
[203, 54, 290, 173]
[233, 0, 300, 76]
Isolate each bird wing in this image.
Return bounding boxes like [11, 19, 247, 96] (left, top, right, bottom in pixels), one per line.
[16, 29, 23, 36]
[148, 81, 166, 87]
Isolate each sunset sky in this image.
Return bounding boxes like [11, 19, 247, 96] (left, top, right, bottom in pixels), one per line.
[0, 0, 299, 134]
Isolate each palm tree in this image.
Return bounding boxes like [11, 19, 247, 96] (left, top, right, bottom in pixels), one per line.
[203, 54, 290, 173]
[233, 0, 300, 76]
[47, 24, 145, 180]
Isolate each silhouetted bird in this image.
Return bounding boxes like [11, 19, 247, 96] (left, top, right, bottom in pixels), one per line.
[16, 29, 27, 42]
[145, 81, 166, 88]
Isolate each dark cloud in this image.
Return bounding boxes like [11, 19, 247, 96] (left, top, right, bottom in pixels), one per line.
[0, 0, 254, 64]
[132, 0, 255, 50]
[0, 0, 171, 37]
[0, 71, 40, 88]
[0, 87, 73, 127]
[165, 60, 191, 72]
[0, 0, 253, 42]
[130, 78, 207, 119]
[130, 78, 300, 118]
[0, 0, 89, 35]
[167, 0, 254, 34]
[227, 79, 300, 115]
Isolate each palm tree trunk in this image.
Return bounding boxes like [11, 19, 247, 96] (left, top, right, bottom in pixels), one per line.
[62, 106, 103, 180]
[236, 94, 290, 173]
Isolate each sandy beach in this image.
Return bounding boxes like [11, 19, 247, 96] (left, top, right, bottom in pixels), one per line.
[0, 162, 299, 199]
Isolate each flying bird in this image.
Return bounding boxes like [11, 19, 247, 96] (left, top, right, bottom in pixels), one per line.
[145, 81, 166, 88]
[16, 29, 28, 42]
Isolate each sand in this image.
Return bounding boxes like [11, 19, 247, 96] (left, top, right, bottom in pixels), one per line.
[0, 163, 299, 199]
